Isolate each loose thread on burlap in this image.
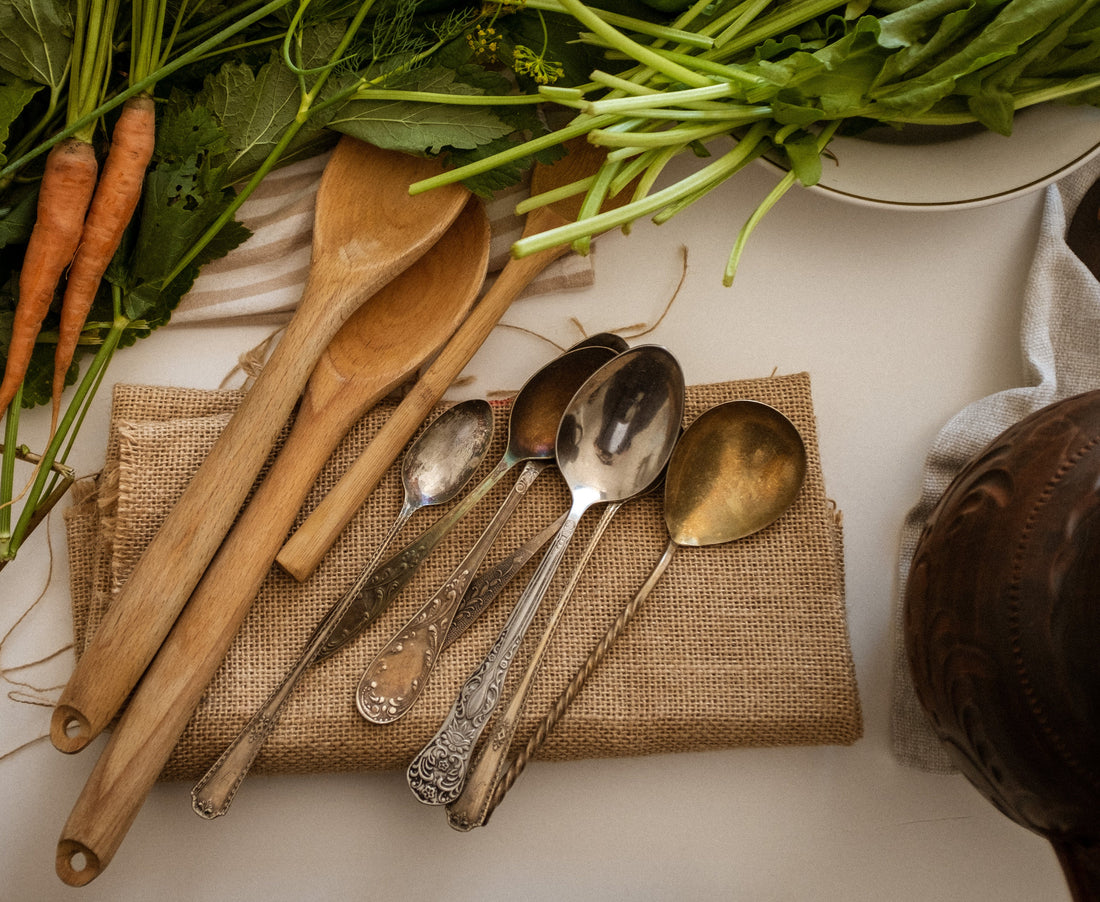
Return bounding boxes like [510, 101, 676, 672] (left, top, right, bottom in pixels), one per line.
[0, 509, 74, 764]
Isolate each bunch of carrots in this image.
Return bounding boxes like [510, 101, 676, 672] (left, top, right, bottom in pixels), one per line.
[3, 35, 155, 434]
[0, 0, 301, 562]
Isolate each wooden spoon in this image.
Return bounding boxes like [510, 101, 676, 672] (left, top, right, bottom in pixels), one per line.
[50, 137, 469, 754]
[276, 138, 631, 581]
[53, 198, 489, 888]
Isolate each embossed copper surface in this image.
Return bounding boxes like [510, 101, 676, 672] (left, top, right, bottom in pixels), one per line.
[904, 390, 1100, 900]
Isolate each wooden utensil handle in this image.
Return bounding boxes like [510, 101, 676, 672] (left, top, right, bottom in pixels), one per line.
[50, 290, 345, 754]
[277, 222, 571, 582]
[53, 383, 365, 884]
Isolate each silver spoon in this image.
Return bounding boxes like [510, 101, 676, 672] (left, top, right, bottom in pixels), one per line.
[445, 470, 665, 830]
[309, 334, 628, 665]
[407, 345, 685, 805]
[191, 399, 494, 819]
[356, 344, 619, 724]
[458, 399, 808, 827]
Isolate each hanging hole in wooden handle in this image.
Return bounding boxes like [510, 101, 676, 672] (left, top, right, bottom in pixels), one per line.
[56, 839, 101, 886]
[50, 705, 92, 753]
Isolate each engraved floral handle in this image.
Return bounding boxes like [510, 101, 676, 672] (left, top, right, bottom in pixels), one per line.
[313, 454, 511, 661]
[357, 459, 550, 724]
[484, 539, 678, 823]
[445, 501, 622, 830]
[443, 511, 566, 649]
[191, 509, 412, 819]
[406, 501, 587, 805]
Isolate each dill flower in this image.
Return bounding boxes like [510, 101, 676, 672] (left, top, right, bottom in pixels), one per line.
[511, 44, 563, 85]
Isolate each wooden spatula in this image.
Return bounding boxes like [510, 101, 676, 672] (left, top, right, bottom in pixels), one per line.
[50, 137, 469, 754]
[277, 138, 627, 580]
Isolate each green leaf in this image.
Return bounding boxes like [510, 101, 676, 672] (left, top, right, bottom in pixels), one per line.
[0, 0, 72, 90]
[328, 66, 514, 153]
[0, 71, 40, 167]
[122, 104, 251, 325]
[0, 180, 38, 250]
[195, 24, 346, 182]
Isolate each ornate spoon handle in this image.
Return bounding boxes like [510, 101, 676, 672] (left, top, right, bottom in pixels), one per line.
[191, 511, 413, 819]
[313, 457, 509, 661]
[357, 460, 549, 724]
[443, 511, 567, 650]
[485, 539, 679, 823]
[446, 501, 622, 831]
[406, 503, 585, 805]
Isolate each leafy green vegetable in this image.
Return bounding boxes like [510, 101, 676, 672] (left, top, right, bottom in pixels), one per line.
[123, 102, 251, 325]
[0, 73, 40, 168]
[329, 65, 515, 152]
[0, 0, 73, 90]
[414, 0, 1100, 286]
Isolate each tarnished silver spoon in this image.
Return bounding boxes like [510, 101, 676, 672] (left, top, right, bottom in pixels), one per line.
[309, 334, 628, 665]
[453, 399, 807, 827]
[191, 398, 494, 819]
[356, 343, 619, 724]
[407, 345, 685, 805]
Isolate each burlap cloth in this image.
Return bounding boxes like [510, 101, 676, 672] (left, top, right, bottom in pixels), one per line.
[64, 371, 861, 782]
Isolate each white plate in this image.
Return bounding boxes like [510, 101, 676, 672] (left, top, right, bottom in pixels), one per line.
[758, 103, 1100, 210]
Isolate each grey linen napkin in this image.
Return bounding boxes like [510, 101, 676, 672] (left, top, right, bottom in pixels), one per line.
[890, 154, 1100, 772]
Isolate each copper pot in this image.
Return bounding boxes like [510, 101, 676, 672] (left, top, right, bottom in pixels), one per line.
[905, 389, 1100, 900]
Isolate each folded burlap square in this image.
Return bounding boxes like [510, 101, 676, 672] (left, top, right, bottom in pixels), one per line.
[65, 372, 861, 782]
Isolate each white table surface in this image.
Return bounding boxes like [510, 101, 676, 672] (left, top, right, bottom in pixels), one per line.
[0, 153, 1074, 901]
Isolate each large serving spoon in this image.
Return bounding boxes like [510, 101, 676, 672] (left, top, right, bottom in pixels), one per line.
[451, 399, 808, 828]
[51, 205, 489, 886]
[308, 333, 629, 665]
[51, 136, 469, 754]
[187, 399, 493, 822]
[277, 140, 637, 582]
[407, 345, 685, 806]
[356, 343, 619, 724]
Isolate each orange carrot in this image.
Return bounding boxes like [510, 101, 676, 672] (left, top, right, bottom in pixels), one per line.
[51, 94, 157, 422]
[0, 137, 98, 418]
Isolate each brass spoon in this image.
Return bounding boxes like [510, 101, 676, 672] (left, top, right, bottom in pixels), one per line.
[451, 400, 808, 828]
[189, 399, 494, 820]
[408, 345, 685, 806]
[355, 343, 619, 724]
[51, 136, 469, 754]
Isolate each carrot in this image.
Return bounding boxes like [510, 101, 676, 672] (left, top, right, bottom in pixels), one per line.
[0, 137, 99, 418]
[51, 93, 157, 423]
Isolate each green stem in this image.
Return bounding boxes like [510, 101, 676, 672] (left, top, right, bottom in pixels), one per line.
[723, 119, 841, 285]
[0, 384, 22, 544]
[552, 0, 712, 87]
[408, 113, 616, 194]
[510, 120, 770, 256]
[0, 0, 295, 180]
[161, 0, 379, 288]
[515, 0, 714, 48]
[5, 317, 128, 558]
